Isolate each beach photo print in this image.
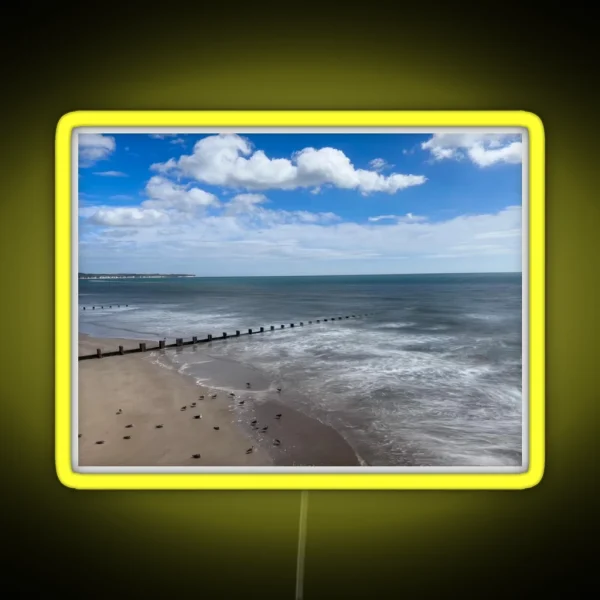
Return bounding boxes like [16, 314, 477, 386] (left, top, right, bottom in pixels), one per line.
[55, 111, 545, 490]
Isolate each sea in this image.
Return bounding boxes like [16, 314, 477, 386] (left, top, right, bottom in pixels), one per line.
[78, 273, 523, 467]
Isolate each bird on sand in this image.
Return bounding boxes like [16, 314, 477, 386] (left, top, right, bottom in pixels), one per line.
[246, 447, 254, 454]
[199, 395, 205, 399]
[125, 424, 133, 428]
[193, 415, 201, 420]
[211, 394, 218, 399]
[276, 388, 282, 393]
[78, 434, 82, 438]
[181, 406, 187, 411]
[192, 454, 201, 459]
[273, 439, 281, 446]
[191, 402, 196, 407]
[213, 426, 220, 430]
[246, 382, 251, 388]
[96, 441, 104, 444]
[238, 400, 245, 405]
[251, 419, 257, 425]
[155, 424, 163, 429]
[116, 409, 123, 415]
[275, 414, 282, 419]
[261, 426, 268, 432]
[229, 393, 235, 397]
[123, 436, 131, 440]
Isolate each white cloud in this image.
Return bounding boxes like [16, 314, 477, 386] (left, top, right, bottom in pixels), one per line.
[94, 171, 127, 177]
[475, 228, 520, 239]
[421, 133, 522, 167]
[225, 193, 269, 215]
[81, 196, 522, 274]
[151, 134, 426, 195]
[368, 213, 427, 223]
[369, 158, 394, 172]
[78, 134, 116, 167]
[149, 133, 179, 139]
[90, 207, 169, 227]
[141, 176, 219, 213]
[87, 177, 219, 227]
[170, 138, 186, 145]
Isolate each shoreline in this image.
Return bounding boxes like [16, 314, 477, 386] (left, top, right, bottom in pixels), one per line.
[78, 333, 361, 467]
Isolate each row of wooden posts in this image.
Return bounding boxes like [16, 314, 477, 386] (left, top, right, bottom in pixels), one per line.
[79, 313, 373, 360]
[81, 305, 129, 310]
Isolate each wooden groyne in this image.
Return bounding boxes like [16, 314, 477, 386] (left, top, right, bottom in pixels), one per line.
[81, 304, 129, 310]
[78, 313, 374, 361]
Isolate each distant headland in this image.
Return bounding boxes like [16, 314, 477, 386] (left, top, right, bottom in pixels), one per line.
[78, 273, 195, 280]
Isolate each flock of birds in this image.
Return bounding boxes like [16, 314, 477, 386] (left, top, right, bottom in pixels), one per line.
[80, 381, 284, 461]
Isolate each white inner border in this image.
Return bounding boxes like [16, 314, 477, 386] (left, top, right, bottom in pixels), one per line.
[72, 126, 529, 474]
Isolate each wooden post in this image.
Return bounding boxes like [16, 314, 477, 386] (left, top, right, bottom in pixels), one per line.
[207, 334, 212, 341]
[248, 328, 253, 334]
[176, 338, 183, 346]
[139, 342, 146, 352]
[96, 348, 102, 358]
[83, 307, 86, 310]
[291, 323, 294, 327]
[324, 319, 328, 322]
[260, 327, 264, 333]
[159, 340, 165, 349]
[300, 322, 303, 326]
[281, 325, 284, 328]
[236, 330, 240, 336]
[270, 325, 275, 331]
[317, 320, 320, 323]
[309, 321, 312, 324]
[223, 332, 228, 338]
[119, 345, 124, 355]
[92, 306, 95, 310]
[192, 336, 197, 344]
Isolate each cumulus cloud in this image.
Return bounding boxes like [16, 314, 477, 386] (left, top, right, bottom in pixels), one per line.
[78, 134, 116, 167]
[88, 176, 219, 227]
[142, 176, 219, 213]
[225, 193, 268, 215]
[151, 134, 426, 195]
[90, 207, 169, 227]
[421, 133, 522, 167]
[369, 158, 394, 172]
[85, 184, 341, 230]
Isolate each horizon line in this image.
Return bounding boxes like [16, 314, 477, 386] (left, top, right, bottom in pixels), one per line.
[78, 270, 522, 278]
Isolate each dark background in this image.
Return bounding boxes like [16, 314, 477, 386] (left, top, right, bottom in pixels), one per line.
[2, 6, 596, 598]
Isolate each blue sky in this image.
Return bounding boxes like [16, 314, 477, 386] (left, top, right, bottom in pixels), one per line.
[78, 131, 523, 276]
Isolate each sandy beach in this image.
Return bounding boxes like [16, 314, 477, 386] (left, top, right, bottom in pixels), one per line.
[78, 334, 360, 467]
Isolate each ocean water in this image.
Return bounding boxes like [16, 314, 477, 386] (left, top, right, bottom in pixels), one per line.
[78, 273, 523, 467]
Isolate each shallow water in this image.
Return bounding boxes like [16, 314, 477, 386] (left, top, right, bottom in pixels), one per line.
[79, 273, 523, 467]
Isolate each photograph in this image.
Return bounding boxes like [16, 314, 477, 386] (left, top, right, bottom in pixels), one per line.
[75, 127, 526, 472]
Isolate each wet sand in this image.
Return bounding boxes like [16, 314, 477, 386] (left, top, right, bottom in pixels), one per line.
[78, 334, 360, 467]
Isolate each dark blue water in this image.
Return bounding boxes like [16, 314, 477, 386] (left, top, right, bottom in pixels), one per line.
[79, 273, 523, 467]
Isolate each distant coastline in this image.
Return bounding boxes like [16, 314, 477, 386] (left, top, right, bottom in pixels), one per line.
[79, 273, 195, 280]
